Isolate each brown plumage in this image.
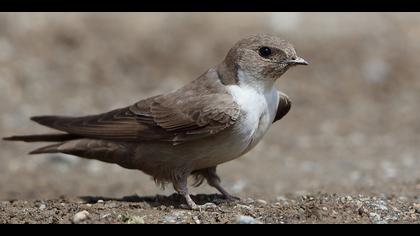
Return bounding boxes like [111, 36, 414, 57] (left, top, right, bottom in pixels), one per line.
[3, 33, 307, 210]
[20, 69, 240, 145]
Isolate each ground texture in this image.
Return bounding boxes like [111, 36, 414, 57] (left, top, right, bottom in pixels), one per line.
[2, 193, 419, 224]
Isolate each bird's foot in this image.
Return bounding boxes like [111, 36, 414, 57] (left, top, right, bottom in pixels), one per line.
[184, 194, 199, 210]
[184, 200, 218, 211]
[197, 203, 218, 212]
[223, 194, 241, 202]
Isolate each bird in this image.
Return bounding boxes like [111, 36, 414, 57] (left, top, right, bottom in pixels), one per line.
[3, 33, 308, 210]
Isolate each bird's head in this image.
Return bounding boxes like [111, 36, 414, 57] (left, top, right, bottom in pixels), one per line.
[218, 34, 308, 88]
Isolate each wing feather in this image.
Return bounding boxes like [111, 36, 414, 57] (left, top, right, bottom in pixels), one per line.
[273, 91, 292, 123]
[31, 69, 240, 144]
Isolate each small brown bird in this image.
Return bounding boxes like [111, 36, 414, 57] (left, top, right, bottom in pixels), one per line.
[4, 34, 308, 210]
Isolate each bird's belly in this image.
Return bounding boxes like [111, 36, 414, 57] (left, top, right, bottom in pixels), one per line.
[235, 110, 273, 155]
[129, 113, 276, 180]
[187, 111, 274, 167]
[134, 129, 250, 172]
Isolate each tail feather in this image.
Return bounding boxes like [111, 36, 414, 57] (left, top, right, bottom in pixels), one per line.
[3, 133, 80, 142]
[30, 116, 62, 127]
[29, 143, 62, 155]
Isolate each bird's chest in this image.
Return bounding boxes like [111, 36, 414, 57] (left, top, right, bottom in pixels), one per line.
[227, 84, 278, 153]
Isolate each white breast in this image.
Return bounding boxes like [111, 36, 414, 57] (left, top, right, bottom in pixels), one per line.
[226, 71, 279, 153]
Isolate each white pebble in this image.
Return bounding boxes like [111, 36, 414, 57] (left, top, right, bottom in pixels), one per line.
[256, 199, 267, 205]
[192, 216, 201, 224]
[276, 196, 287, 201]
[39, 204, 46, 210]
[201, 202, 217, 209]
[235, 215, 262, 224]
[163, 215, 177, 223]
[101, 213, 111, 219]
[127, 216, 145, 224]
[72, 210, 90, 224]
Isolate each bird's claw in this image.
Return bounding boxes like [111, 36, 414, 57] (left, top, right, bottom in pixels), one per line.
[188, 202, 218, 211]
[224, 194, 241, 202]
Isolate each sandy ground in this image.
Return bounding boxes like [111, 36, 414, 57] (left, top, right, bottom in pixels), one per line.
[0, 13, 419, 223]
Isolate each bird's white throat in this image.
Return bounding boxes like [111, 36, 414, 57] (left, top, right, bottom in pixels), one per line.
[236, 69, 276, 94]
[226, 69, 279, 150]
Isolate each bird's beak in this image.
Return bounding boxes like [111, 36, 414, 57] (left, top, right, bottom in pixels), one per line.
[286, 57, 309, 66]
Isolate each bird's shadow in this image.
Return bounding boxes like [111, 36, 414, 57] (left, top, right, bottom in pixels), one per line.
[79, 193, 233, 209]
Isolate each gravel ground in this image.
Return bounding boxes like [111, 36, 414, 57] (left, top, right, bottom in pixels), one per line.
[1, 13, 420, 224]
[2, 193, 419, 224]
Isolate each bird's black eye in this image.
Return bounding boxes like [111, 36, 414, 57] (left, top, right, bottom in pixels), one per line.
[258, 47, 272, 58]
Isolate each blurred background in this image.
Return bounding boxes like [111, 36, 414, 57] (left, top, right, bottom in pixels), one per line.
[1, 13, 419, 201]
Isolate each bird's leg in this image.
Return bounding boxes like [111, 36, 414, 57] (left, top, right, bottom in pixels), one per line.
[173, 177, 199, 210]
[202, 166, 240, 201]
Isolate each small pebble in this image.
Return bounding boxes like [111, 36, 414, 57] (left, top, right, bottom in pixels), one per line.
[235, 215, 261, 224]
[413, 203, 420, 213]
[373, 201, 388, 211]
[127, 215, 145, 224]
[106, 202, 117, 208]
[192, 215, 201, 224]
[273, 202, 282, 207]
[72, 210, 90, 224]
[39, 204, 46, 210]
[276, 196, 287, 201]
[97, 200, 104, 203]
[390, 206, 401, 212]
[235, 204, 253, 210]
[245, 198, 255, 204]
[86, 204, 92, 207]
[201, 202, 217, 209]
[163, 215, 177, 223]
[173, 211, 185, 217]
[398, 196, 408, 201]
[101, 213, 111, 219]
[256, 199, 267, 205]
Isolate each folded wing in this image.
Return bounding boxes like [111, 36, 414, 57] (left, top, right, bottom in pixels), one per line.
[273, 91, 292, 123]
[31, 93, 240, 145]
